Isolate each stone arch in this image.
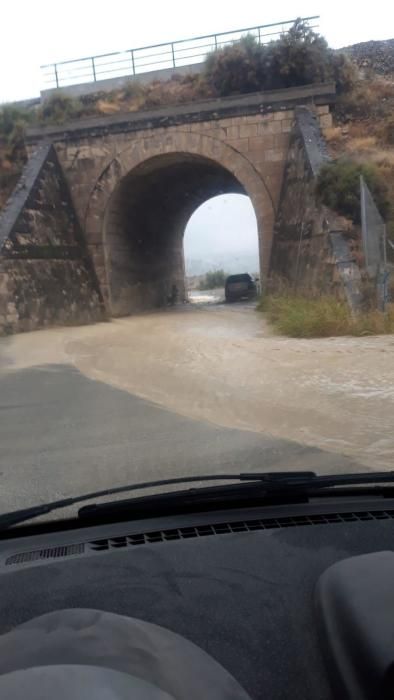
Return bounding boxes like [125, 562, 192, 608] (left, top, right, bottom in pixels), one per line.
[84, 130, 275, 315]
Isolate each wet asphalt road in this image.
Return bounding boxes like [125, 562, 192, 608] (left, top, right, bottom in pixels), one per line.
[0, 363, 361, 515]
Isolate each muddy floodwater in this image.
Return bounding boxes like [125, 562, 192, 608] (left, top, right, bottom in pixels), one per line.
[1, 303, 394, 471]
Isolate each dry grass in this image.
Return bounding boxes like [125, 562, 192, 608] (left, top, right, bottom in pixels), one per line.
[95, 99, 122, 115]
[345, 135, 377, 151]
[328, 75, 394, 240]
[258, 295, 394, 338]
[337, 77, 394, 119]
[323, 126, 343, 142]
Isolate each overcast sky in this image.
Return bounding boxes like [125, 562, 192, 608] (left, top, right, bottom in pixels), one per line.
[2, 0, 393, 103]
[184, 194, 258, 257]
[2, 0, 393, 262]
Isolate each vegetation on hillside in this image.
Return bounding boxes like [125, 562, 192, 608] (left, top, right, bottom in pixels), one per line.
[320, 74, 394, 239]
[0, 105, 34, 206]
[198, 269, 227, 290]
[258, 294, 394, 337]
[204, 20, 355, 95]
[316, 160, 390, 223]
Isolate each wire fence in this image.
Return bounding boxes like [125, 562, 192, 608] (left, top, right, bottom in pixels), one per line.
[41, 16, 319, 90]
[360, 175, 389, 310]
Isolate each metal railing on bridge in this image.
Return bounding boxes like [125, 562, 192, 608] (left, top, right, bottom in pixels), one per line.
[41, 16, 319, 90]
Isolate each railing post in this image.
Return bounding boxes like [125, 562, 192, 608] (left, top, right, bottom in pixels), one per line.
[130, 49, 135, 75]
[258, 27, 261, 44]
[214, 34, 218, 50]
[171, 42, 176, 67]
[91, 57, 96, 81]
[54, 64, 59, 88]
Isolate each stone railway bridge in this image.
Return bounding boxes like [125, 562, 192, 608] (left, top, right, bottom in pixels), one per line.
[0, 83, 335, 334]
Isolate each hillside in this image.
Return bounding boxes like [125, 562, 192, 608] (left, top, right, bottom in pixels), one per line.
[322, 41, 394, 239]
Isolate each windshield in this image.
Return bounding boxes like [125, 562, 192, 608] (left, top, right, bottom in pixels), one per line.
[0, 4, 393, 520]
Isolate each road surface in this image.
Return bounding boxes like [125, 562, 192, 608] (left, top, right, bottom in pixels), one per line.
[1, 302, 393, 514]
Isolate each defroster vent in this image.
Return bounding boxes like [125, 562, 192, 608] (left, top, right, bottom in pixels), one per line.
[5, 510, 394, 566]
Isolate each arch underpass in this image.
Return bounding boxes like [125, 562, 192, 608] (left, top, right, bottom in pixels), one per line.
[184, 193, 259, 280]
[104, 152, 249, 315]
[82, 125, 282, 317]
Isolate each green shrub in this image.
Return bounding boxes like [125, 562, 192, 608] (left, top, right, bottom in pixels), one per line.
[122, 80, 146, 100]
[328, 52, 357, 94]
[265, 19, 334, 90]
[258, 295, 394, 337]
[0, 105, 32, 138]
[0, 105, 33, 166]
[204, 34, 264, 95]
[258, 295, 350, 337]
[316, 160, 390, 223]
[38, 94, 84, 124]
[198, 269, 227, 290]
[204, 19, 354, 96]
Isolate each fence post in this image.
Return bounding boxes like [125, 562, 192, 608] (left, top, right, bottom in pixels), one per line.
[171, 43, 176, 67]
[382, 223, 388, 311]
[91, 57, 96, 81]
[54, 64, 59, 88]
[258, 27, 261, 44]
[214, 34, 218, 50]
[130, 50, 136, 75]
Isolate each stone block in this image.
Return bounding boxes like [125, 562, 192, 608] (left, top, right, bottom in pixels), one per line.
[190, 123, 203, 132]
[273, 133, 290, 150]
[237, 114, 256, 124]
[226, 125, 240, 139]
[258, 121, 282, 135]
[65, 147, 79, 160]
[93, 266, 107, 284]
[316, 104, 329, 115]
[281, 119, 293, 133]
[259, 113, 275, 122]
[252, 134, 275, 151]
[86, 229, 103, 245]
[85, 211, 103, 233]
[228, 138, 249, 153]
[319, 113, 333, 129]
[215, 118, 231, 128]
[264, 148, 284, 162]
[88, 243, 105, 261]
[248, 136, 269, 154]
[0, 274, 9, 294]
[7, 301, 17, 314]
[239, 123, 258, 138]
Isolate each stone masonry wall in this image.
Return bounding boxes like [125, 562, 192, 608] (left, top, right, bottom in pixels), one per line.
[270, 106, 362, 308]
[26, 85, 334, 311]
[51, 108, 295, 296]
[0, 143, 105, 335]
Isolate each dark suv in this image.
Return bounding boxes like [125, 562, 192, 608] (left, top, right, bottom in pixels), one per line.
[224, 273, 257, 302]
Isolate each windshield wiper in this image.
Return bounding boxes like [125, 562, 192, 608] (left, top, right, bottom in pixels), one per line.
[78, 470, 394, 521]
[0, 471, 315, 531]
[1, 470, 394, 531]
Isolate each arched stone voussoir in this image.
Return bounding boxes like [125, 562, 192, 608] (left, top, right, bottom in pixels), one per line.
[84, 129, 274, 234]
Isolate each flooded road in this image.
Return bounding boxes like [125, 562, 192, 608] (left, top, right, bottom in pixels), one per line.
[1, 302, 394, 472]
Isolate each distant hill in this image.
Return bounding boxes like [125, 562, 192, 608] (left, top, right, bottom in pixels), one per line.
[185, 251, 259, 277]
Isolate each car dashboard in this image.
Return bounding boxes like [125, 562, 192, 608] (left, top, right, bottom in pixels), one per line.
[1, 496, 394, 699]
